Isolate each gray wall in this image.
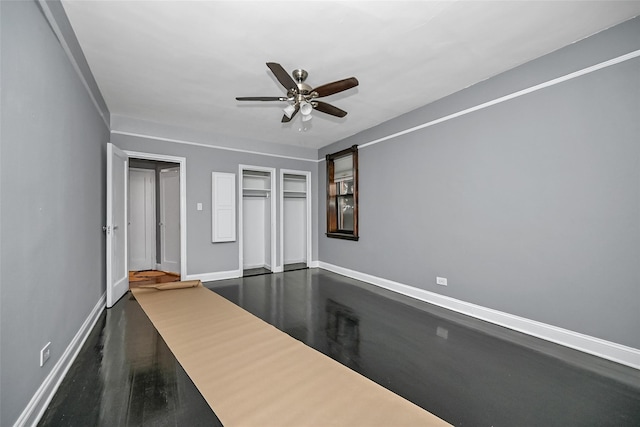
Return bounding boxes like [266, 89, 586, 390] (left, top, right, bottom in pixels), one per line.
[111, 131, 319, 275]
[319, 17, 640, 349]
[0, 1, 109, 425]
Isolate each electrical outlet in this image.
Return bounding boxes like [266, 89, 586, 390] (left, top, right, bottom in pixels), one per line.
[40, 342, 51, 367]
[436, 326, 449, 340]
[436, 276, 448, 286]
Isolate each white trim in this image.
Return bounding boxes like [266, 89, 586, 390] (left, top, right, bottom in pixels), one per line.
[318, 262, 640, 370]
[238, 165, 277, 274]
[279, 169, 313, 271]
[358, 49, 640, 151]
[112, 130, 318, 163]
[309, 260, 320, 268]
[37, 1, 109, 129]
[14, 293, 106, 427]
[186, 270, 241, 282]
[123, 150, 187, 280]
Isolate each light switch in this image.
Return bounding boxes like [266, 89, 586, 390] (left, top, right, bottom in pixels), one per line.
[197, 203, 203, 211]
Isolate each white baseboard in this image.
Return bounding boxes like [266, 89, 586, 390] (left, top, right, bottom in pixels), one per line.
[309, 260, 320, 268]
[15, 293, 106, 427]
[186, 269, 241, 282]
[318, 262, 640, 370]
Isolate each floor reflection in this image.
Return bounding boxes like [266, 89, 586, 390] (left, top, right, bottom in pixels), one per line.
[325, 299, 360, 369]
[208, 269, 640, 427]
[39, 269, 640, 427]
[39, 295, 220, 427]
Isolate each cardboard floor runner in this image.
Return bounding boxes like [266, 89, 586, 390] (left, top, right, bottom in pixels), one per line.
[131, 282, 451, 426]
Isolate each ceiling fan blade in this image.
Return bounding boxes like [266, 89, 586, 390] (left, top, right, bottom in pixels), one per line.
[282, 104, 300, 122]
[266, 62, 298, 93]
[314, 101, 347, 118]
[236, 96, 287, 101]
[313, 77, 359, 98]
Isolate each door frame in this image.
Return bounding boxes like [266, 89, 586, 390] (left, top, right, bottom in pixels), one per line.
[279, 169, 312, 269]
[125, 150, 187, 279]
[239, 165, 276, 273]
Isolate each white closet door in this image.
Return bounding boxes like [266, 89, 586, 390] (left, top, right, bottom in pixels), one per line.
[160, 167, 180, 274]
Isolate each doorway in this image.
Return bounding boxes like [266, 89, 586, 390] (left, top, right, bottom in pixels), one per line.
[280, 169, 312, 272]
[107, 145, 187, 307]
[239, 165, 276, 276]
[125, 152, 186, 285]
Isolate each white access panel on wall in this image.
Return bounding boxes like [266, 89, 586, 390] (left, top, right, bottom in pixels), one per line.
[212, 172, 236, 242]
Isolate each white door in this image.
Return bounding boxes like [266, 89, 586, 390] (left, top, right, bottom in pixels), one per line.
[128, 168, 156, 271]
[106, 143, 129, 308]
[159, 167, 180, 274]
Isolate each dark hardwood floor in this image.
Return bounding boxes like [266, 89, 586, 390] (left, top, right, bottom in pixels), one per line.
[283, 262, 308, 272]
[40, 269, 640, 426]
[242, 267, 271, 277]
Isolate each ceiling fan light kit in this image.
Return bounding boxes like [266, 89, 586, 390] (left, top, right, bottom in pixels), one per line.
[283, 104, 297, 119]
[300, 101, 313, 116]
[236, 62, 358, 123]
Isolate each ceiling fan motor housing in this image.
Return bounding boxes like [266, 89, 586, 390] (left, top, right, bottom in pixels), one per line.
[292, 69, 308, 83]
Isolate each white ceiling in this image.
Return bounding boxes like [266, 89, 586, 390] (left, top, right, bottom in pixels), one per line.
[61, 1, 640, 150]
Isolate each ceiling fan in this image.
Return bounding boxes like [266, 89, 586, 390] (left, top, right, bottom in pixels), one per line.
[236, 62, 359, 123]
